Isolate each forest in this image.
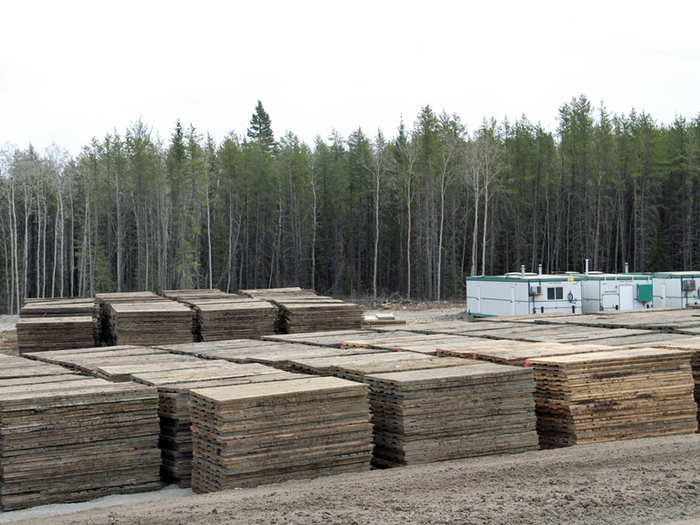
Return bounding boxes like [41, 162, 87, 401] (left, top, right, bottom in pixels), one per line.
[1, 95, 699, 314]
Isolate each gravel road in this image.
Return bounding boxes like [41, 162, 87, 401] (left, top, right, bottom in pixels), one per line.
[9, 434, 699, 525]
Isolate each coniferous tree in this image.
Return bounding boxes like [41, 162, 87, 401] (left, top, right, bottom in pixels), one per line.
[247, 101, 275, 153]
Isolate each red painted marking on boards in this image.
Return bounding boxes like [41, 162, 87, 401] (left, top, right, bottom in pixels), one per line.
[524, 359, 530, 367]
[472, 353, 477, 360]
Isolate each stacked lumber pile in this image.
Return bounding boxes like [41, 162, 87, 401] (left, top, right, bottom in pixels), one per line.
[284, 352, 426, 375]
[329, 356, 469, 383]
[275, 300, 364, 334]
[190, 376, 372, 492]
[261, 329, 369, 347]
[661, 337, 700, 426]
[238, 287, 317, 300]
[156, 339, 383, 367]
[95, 291, 171, 345]
[187, 298, 277, 342]
[530, 348, 698, 448]
[131, 363, 305, 486]
[107, 301, 194, 346]
[16, 316, 96, 354]
[364, 363, 538, 466]
[0, 377, 161, 510]
[24, 346, 210, 380]
[162, 289, 240, 301]
[20, 297, 95, 318]
[341, 333, 471, 355]
[437, 340, 612, 366]
[0, 354, 78, 380]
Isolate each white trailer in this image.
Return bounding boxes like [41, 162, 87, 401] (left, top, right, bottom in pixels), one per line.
[652, 271, 700, 308]
[466, 273, 582, 317]
[580, 273, 653, 313]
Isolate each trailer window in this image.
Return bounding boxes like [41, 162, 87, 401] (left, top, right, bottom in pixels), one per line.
[547, 287, 563, 300]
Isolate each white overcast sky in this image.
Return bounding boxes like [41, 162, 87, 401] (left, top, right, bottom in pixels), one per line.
[1, 0, 699, 155]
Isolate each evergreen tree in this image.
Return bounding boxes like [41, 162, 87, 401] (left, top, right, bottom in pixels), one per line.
[247, 100, 275, 153]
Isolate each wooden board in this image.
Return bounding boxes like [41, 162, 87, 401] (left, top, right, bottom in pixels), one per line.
[0, 377, 162, 510]
[16, 316, 96, 353]
[186, 298, 277, 342]
[529, 348, 698, 448]
[274, 299, 364, 334]
[107, 301, 194, 346]
[189, 376, 371, 493]
[363, 363, 538, 466]
[130, 362, 305, 486]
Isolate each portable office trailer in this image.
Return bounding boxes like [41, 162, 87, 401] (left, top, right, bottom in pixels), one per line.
[652, 271, 700, 308]
[580, 273, 653, 313]
[466, 273, 582, 317]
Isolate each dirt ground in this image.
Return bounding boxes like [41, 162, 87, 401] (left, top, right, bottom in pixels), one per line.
[7, 434, 699, 525]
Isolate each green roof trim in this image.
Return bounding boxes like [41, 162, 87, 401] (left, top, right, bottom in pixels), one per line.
[653, 273, 700, 278]
[580, 275, 650, 281]
[466, 276, 581, 282]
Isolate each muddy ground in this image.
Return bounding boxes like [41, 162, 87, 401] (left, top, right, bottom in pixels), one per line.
[8, 434, 699, 525]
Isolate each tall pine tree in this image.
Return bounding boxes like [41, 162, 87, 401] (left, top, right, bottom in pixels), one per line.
[247, 101, 275, 153]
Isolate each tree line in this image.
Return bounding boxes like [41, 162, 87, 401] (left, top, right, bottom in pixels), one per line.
[1, 95, 699, 313]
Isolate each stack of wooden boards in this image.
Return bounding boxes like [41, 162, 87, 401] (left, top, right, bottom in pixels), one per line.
[16, 316, 96, 354]
[239, 287, 364, 334]
[183, 297, 277, 342]
[107, 301, 194, 346]
[162, 289, 238, 301]
[24, 345, 223, 381]
[364, 363, 539, 467]
[530, 348, 698, 448]
[155, 339, 383, 369]
[95, 291, 173, 345]
[130, 363, 306, 487]
[661, 338, 700, 427]
[0, 358, 161, 510]
[239, 287, 316, 300]
[189, 376, 373, 492]
[275, 299, 364, 334]
[20, 297, 95, 318]
[434, 340, 612, 366]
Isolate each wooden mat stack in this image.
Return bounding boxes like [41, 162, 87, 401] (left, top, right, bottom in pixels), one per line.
[329, 356, 469, 383]
[16, 316, 96, 354]
[95, 291, 171, 345]
[437, 340, 612, 366]
[162, 289, 240, 301]
[186, 298, 277, 342]
[190, 376, 373, 493]
[661, 337, 700, 427]
[238, 287, 317, 300]
[156, 339, 383, 368]
[107, 301, 194, 346]
[131, 363, 305, 487]
[20, 297, 95, 318]
[24, 346, 211, 381]
[364, 363, 538, 467]
[530, 348, 698, 448]
[261, 329, 369, 347]
[275, 300, 364, 334]
[284, 352, 424, 375]
[0, 354, 79, 380]
[0, 376, 161, 510]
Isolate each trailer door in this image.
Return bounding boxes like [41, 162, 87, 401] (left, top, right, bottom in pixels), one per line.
[619, 284, 634, 310]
